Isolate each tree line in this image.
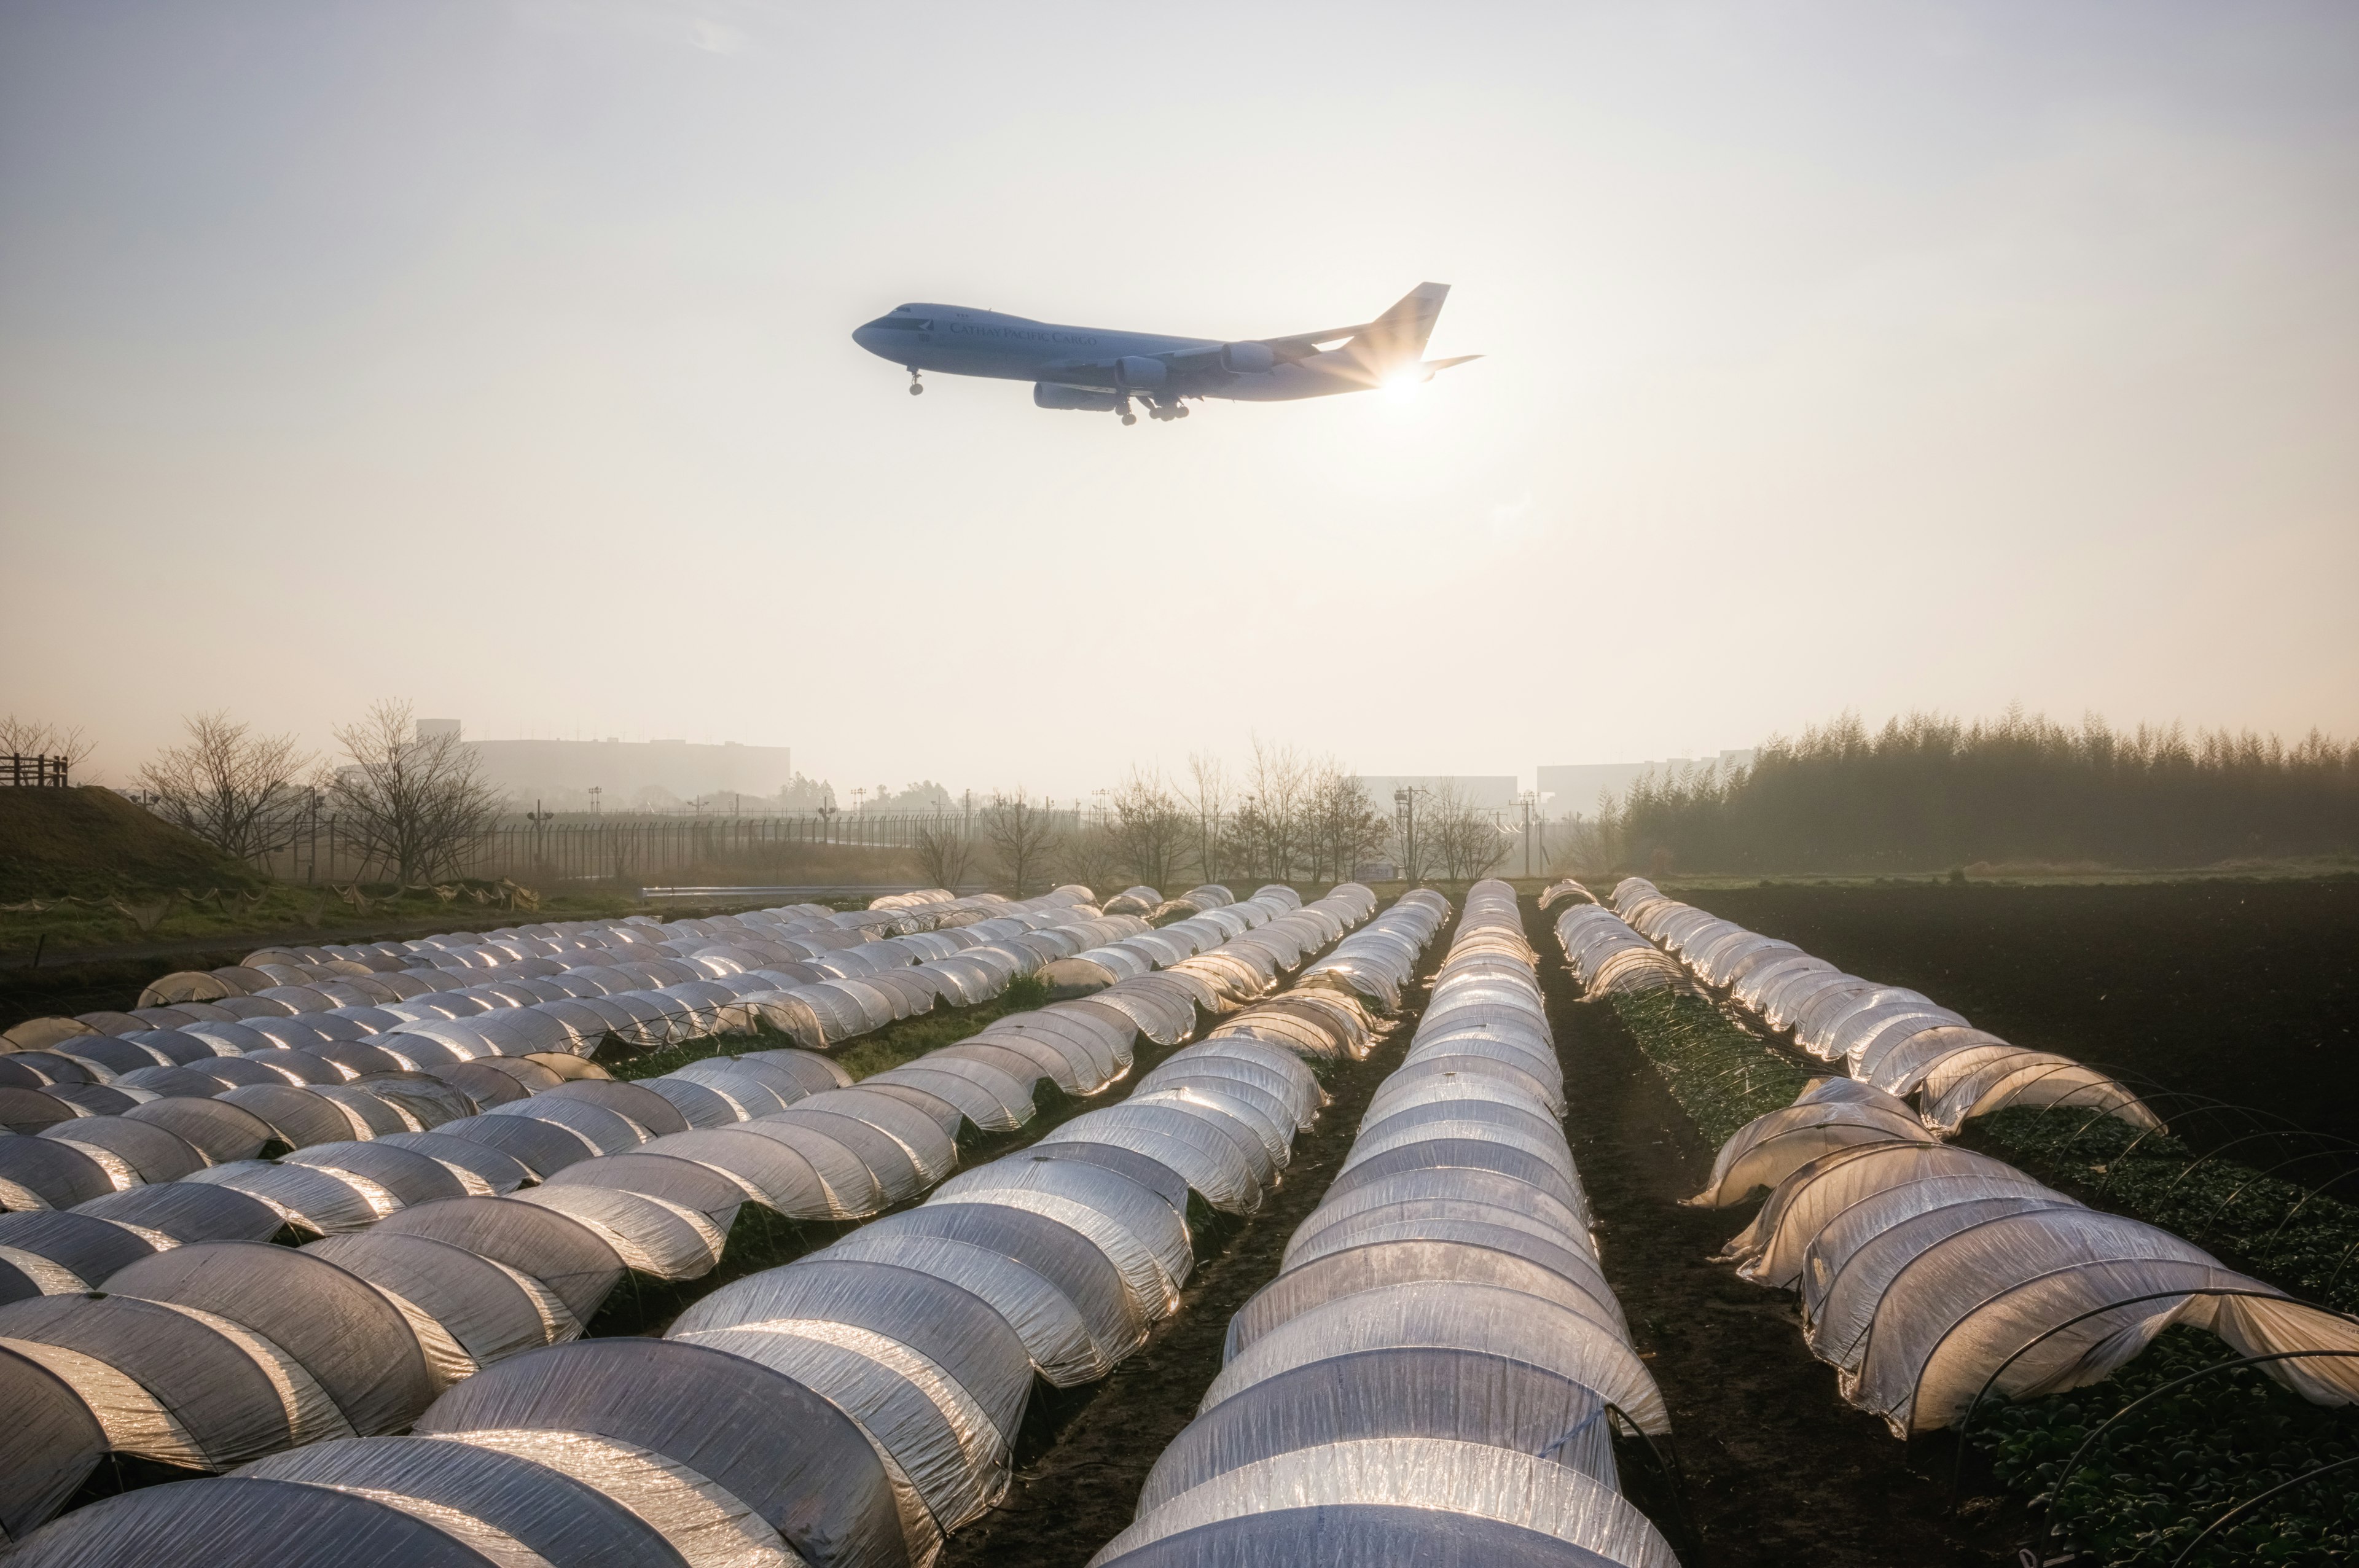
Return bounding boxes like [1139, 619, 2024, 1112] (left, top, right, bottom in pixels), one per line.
[923, 743, 1514, 895]
[63, 712, 1519, 894]
[1571, 709, 2359, 875]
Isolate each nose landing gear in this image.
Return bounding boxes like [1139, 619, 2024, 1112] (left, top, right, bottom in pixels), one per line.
[907, 369, 924, 396]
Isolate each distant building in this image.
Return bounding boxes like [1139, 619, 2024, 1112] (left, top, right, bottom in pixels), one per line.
[423, 722, 797, 806]
[1355, 776, 1521, 814]
[1538, 751, 1755, 819]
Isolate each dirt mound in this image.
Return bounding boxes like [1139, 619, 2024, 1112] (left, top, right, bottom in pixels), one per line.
[0, 787, 260, 900]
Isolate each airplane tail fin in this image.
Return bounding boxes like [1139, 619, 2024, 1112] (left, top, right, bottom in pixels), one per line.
[1345, 282, 1450, 370]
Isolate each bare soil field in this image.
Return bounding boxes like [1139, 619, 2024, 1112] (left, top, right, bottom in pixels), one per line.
[1667, 877, 2359, 1147]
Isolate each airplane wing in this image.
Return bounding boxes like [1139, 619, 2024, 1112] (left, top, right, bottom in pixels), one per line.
[1038, 284, 1460, 388]
[1254, 323, 1367, 363]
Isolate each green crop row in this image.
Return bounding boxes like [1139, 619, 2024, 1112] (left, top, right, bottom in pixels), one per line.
[1954, 1113, 2359, 1563]
[1605, 990, 1814, 1147]
[1970, 1327, 2358, 1565]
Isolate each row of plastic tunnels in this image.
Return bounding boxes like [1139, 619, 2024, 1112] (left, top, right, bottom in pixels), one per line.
[1554, 877, 2359, 1441]
[18, 881, 1695, 1566]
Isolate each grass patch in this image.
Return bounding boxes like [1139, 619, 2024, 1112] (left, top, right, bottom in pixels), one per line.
[1606, 990, 1813, 1147]
[1, 882, 655, 956]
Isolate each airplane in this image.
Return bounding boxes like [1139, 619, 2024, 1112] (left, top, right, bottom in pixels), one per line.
[850, 283, 1478, 424]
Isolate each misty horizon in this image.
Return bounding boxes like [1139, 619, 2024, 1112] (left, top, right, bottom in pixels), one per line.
[6, 2, 2354, 798]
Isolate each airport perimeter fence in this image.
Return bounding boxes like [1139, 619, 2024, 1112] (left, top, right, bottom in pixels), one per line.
[247, 808, 1069, 887]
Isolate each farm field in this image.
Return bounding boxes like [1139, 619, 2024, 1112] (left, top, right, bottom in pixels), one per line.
[1524, 894, 2018, 1567]
[1586, 877, 2359, 1565]
[1663, 878, 2359, 1147]
[937, 900, 1463, 1567]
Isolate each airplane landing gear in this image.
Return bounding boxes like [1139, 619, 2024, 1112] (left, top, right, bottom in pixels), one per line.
[1121, 412, 1137, 425]
[907, 369, 924, 396]
[1114, 391, 1136, 426]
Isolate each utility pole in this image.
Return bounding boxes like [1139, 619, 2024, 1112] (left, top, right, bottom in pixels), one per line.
[1393, 786, 1426, 882]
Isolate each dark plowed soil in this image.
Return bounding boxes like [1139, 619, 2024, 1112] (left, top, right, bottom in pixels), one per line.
[1527, 894, 2027, 1567]
[940, 903, 1461, 1568]
[1682, 879, 2359, 1147]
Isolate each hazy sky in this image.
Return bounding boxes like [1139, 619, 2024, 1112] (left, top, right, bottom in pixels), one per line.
[5, 1, 2355, 798]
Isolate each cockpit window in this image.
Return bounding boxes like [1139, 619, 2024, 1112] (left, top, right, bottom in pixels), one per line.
[866, 316, 932, 332]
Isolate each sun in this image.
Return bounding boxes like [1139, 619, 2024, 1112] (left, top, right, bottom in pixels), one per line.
[1382, 368, 1425, 403]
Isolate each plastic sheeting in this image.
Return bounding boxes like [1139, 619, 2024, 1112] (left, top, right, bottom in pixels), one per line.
[417, 1338, 910, 1568]
[1, 1475, 515, 1567]
[1849, 1203, 2359, 1433]
[1092, 1440, 1681, 1568]
[1098, 881, 1680, 1568]
[1675, 1020, 2359, 1445]
[240, 1433, 696, 1567]
[0, 883, 1416, 1559]
[1685, 1080, 1935, 1207]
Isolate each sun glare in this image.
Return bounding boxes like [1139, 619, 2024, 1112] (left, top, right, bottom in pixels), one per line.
[1382, 369, 1424, 403]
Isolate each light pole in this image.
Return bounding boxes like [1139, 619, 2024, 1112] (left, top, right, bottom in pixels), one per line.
[1519, 790, 1538, 878]
[527, 798, 558, 873]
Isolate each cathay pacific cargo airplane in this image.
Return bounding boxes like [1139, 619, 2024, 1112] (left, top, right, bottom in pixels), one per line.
[851, 283, 1477, 424]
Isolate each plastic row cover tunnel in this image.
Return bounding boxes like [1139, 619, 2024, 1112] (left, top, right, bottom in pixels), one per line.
[0, 893, 1243, 1543]
[649, 886, 1415, 1562]
[0, 890, 1162, 1230]
[1611, 878, 2157, 1141]
[1707, 1126, 2359, 1437]
[6, 887, 1084, 1054]
[1565, 886, 2359, 1446]
[1090, 880, 1682, 1568]
[0, 884, 1344, 1535]
[0, 881, 1357, 1300]
[0, 887, 1410, 1564]
[0, 891, 1130, 1163]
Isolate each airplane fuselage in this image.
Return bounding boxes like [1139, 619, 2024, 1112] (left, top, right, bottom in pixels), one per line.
[852, 305, 1371, 402]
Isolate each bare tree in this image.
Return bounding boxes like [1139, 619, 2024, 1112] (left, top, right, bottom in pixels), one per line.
[139, 712, 313, 862]
[1302, 760, 1390, 882]
[982, 789, 1060, 898]
[1055, 820, 1127, 897]
[1110, 768, 1189, 889]
[324, 700, 505, 883]
[1427, 782, 1511, 880]
[912, 811, 976, 891]
[1181, 752, 1231, 883]
[1, 716, 95, 771]
[1229, 738, 1311, 884]
[1547, 811, 1619, 880]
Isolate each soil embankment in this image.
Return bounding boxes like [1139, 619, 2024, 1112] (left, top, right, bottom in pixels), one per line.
[1527, 892, 2021, 1567]
[0, 786, 258, 900]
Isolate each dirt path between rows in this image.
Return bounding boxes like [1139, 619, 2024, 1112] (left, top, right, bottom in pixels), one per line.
[939, 902, 1461, 1568]
[1528, 893, 2027, 1567]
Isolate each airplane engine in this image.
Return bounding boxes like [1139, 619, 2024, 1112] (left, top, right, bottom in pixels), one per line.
[1114, 355, 1167, 388]
[1219, 342, 1275, 373]
[1034, 381, 1120, 412]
